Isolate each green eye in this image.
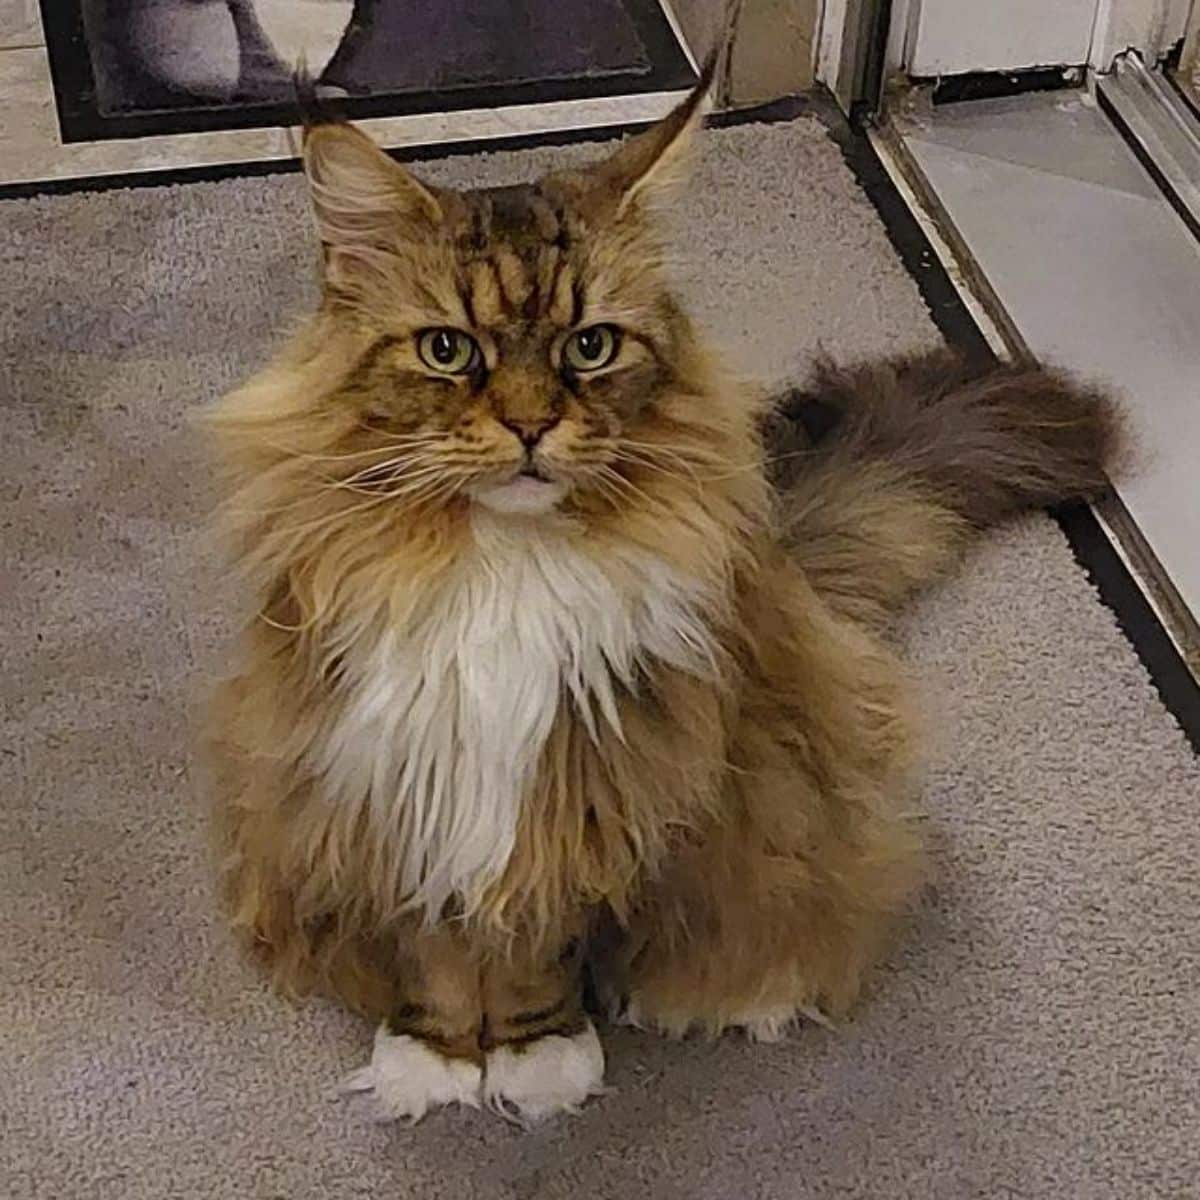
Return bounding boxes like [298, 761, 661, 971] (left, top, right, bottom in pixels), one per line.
[417, 328, 480, 375]
[563, 325, 620, 373]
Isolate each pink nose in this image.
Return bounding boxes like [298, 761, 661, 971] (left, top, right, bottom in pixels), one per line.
[500, 416, 560, 449]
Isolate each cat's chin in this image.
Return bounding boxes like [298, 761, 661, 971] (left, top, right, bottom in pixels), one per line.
[470, 476, 570, 516]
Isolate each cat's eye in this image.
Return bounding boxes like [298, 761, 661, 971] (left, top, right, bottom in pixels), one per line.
[562, 325, 620, 373]
[417, 328, 480, 375]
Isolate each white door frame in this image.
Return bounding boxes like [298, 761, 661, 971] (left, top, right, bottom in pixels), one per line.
[1090, 0, 1195, 68]
[816, 0, 874, 111]
[823, 0, 1199, 85]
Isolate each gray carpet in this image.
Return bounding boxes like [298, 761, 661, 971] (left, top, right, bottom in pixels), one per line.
[3, 121, 1198, 1199]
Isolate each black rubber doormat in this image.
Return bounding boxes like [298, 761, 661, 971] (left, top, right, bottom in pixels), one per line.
[41, 0, 695, 143]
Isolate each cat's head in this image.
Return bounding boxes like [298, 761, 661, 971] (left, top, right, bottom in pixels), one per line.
[291, 79, 734, 520]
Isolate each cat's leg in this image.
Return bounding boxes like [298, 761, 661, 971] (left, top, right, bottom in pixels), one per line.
[213, 746, 485, 1119]
[608, 796, 923, 1039]
[223, 831, 487, 1120]
[341, 925, 486, 1122]
[602, 615, 925, 1039]
[479, 927, 605, 1124]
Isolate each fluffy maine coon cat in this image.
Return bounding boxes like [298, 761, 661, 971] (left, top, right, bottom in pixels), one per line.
[206, 80, 1120, 1123]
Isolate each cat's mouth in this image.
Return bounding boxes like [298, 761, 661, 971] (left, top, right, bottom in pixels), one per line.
[470, 463, 569, 516]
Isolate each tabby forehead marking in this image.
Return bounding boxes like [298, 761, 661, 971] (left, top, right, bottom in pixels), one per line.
[493, 246, 532, 311]
[467, 260, 504, 327]
[458, 186, 573, 327]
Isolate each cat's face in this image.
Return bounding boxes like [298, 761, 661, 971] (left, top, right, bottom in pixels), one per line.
[301, 89, 710, 519]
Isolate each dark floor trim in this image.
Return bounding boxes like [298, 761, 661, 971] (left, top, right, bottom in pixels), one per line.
[1055, 502, 1200, 753]
[0, 152, 302, 202]
[825, 115, 994, 363]
[1168, 69, 1200, 123]
[930, 66, 1081, 107]
[833, 111, 1200, 755]
[0, 94, 812, 203]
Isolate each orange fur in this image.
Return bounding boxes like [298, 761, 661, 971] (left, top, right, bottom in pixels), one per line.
[205, 90, 1119, 1080]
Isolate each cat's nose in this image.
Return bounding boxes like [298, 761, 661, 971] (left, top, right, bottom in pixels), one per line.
[499, 415, 560, 449]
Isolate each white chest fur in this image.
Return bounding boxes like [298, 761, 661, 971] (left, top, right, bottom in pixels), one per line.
[307, 512, 718, 920]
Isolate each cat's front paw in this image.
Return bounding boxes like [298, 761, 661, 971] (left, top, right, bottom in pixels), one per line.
[340, 1024, 482, 1122]
[484, 1020, 606, 1124]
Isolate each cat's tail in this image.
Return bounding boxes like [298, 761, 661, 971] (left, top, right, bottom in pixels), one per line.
[768, 349, 1125, 626]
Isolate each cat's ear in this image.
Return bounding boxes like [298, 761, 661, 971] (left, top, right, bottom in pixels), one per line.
[302, 123, 441, 283]
[587, 67, 713, 217]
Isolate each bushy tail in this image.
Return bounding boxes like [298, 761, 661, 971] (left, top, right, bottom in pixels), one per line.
[766, 350, 1124, 625]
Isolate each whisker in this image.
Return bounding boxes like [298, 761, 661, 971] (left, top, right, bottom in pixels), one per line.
[387, 473, 465, 511]
[611, 449, 694, 487]
[347, 474, 451, 504]
[339, 450, 443, 488]
[374, 475, 452, 503]
[696, 451, 811, 482]
[585, 467, 624, 510]
[597, 465, 661, 511]
[267, 490, 396, 543]
[617, 439, 720, 475]
[268, 470, 461, 543]
[616, 441, 799, 486]
[350, 415, 449, 437]
[262, 434, 446, 465]
[220, 454, 447, 518]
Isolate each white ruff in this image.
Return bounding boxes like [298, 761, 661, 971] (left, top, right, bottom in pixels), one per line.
[308, 510, 719, 920]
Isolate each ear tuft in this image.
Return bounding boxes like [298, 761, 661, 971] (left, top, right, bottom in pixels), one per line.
[301, 123, 442, 283]
[292, 60, 330, 129]
[590, 72, 713, 217]
[579, 0, 743, 217]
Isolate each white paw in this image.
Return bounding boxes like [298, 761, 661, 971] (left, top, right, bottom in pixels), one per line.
[484, 1021, 606, 1124]
[340, 1025, 482, 1123]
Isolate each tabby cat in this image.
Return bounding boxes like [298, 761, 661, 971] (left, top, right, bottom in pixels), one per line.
[206, 80, 1119, 1122]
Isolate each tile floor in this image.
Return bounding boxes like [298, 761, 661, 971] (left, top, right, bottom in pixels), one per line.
[0, 0, 40, 48]
[0, 43, 296, 186]
[900, 89, 1200, 624]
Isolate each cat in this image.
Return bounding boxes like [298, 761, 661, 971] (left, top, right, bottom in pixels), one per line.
[204, 78, 1121, 1124]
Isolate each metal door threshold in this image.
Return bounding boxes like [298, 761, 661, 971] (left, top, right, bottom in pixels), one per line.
[1097, 52, 1200, 245]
